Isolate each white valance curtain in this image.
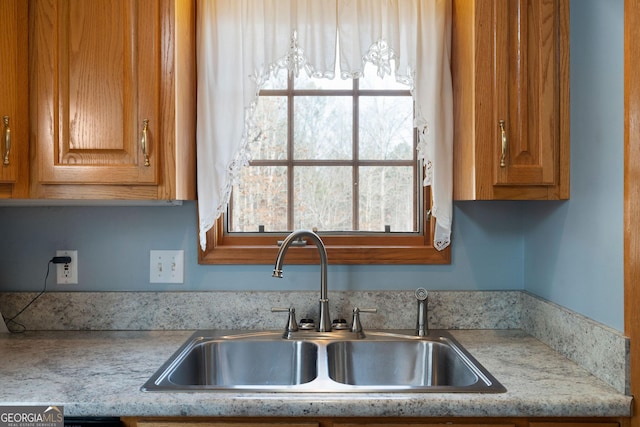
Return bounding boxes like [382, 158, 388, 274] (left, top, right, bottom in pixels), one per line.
[196, 0, 453, 251]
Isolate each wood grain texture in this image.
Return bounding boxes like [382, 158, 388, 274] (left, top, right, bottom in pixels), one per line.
[29, 0, 196, 200]
[624, 0, 640, 425]
[159, 0, 197, 200]
[452, 0, 569, 200]
[0, 0, 29, 197]
[494, 0, 558, 186]
[32, 0, 158, 183]
[451, 0, 476, 200]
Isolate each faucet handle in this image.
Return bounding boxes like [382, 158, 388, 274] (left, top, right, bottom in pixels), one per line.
[350, 307, 377, 338]
[271, 307, 299, 338]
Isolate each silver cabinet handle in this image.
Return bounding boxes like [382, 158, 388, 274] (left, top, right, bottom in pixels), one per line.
[141, 118, 150, 167]
[499, 119, 507, 168]
[3, 116, 10, 166]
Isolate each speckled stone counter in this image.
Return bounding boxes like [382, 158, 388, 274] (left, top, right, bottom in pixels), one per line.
[0, 329, 630, 418]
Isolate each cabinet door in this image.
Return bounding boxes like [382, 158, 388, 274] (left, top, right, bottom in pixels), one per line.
[0, 0, 29, 198]
[32, 0, 160, 187]
[493, 0, 560, 187]
[452, 0, 569, 200]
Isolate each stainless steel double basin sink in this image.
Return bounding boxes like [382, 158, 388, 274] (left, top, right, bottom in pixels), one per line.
[142, 329, 505, 393]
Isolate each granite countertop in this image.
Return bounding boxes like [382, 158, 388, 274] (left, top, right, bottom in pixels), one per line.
[0, 329, 631, 418]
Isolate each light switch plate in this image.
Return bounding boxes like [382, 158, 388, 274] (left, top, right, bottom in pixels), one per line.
[150, 250, 184, 284]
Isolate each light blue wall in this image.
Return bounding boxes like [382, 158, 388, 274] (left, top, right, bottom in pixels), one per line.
[0, 200, 524, 293]
[522, 0, 624, 331]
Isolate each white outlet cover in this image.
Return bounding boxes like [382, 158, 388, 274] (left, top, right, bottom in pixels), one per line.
[150, 250, 184, 284]
[56, 250, 78, 285]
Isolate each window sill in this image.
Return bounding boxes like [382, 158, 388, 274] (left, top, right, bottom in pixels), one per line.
[198, 218, 451, 265]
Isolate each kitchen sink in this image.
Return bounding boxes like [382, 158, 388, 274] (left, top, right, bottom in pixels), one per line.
[142, 330, 505, 393]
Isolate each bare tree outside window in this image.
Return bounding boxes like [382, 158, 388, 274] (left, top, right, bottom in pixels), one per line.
[229, 64, 419, 235]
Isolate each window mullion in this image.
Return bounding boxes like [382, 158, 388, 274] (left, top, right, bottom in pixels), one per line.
[353, 78, 360, 231]
[287, 75, 294, 231]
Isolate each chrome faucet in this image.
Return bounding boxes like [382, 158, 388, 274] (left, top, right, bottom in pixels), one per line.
[272, 230, 331, 332]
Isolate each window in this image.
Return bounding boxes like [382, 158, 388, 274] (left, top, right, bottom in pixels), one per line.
[199, 63, 449, 265]
[229, 62, 419, 234]
[196, 1, 453, 264]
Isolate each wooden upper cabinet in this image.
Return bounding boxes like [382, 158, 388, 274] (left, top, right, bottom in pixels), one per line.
[452, 0, 570, 200]
[0, 0, 29, 198]
[30, 0, 196, 200]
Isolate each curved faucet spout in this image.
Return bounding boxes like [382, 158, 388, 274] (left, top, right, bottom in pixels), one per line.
[272, 230, 331, 332]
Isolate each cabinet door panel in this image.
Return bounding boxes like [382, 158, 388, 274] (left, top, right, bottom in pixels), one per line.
[493, 0, 559, 186]
[0, 0, 28, 195]
[33, 0, 160, 185]
[0, 0, 19, 183]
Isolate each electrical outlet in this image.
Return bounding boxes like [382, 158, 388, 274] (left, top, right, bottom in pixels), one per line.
[150, 250, 184, 284]
[56, 250, 78, 285]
